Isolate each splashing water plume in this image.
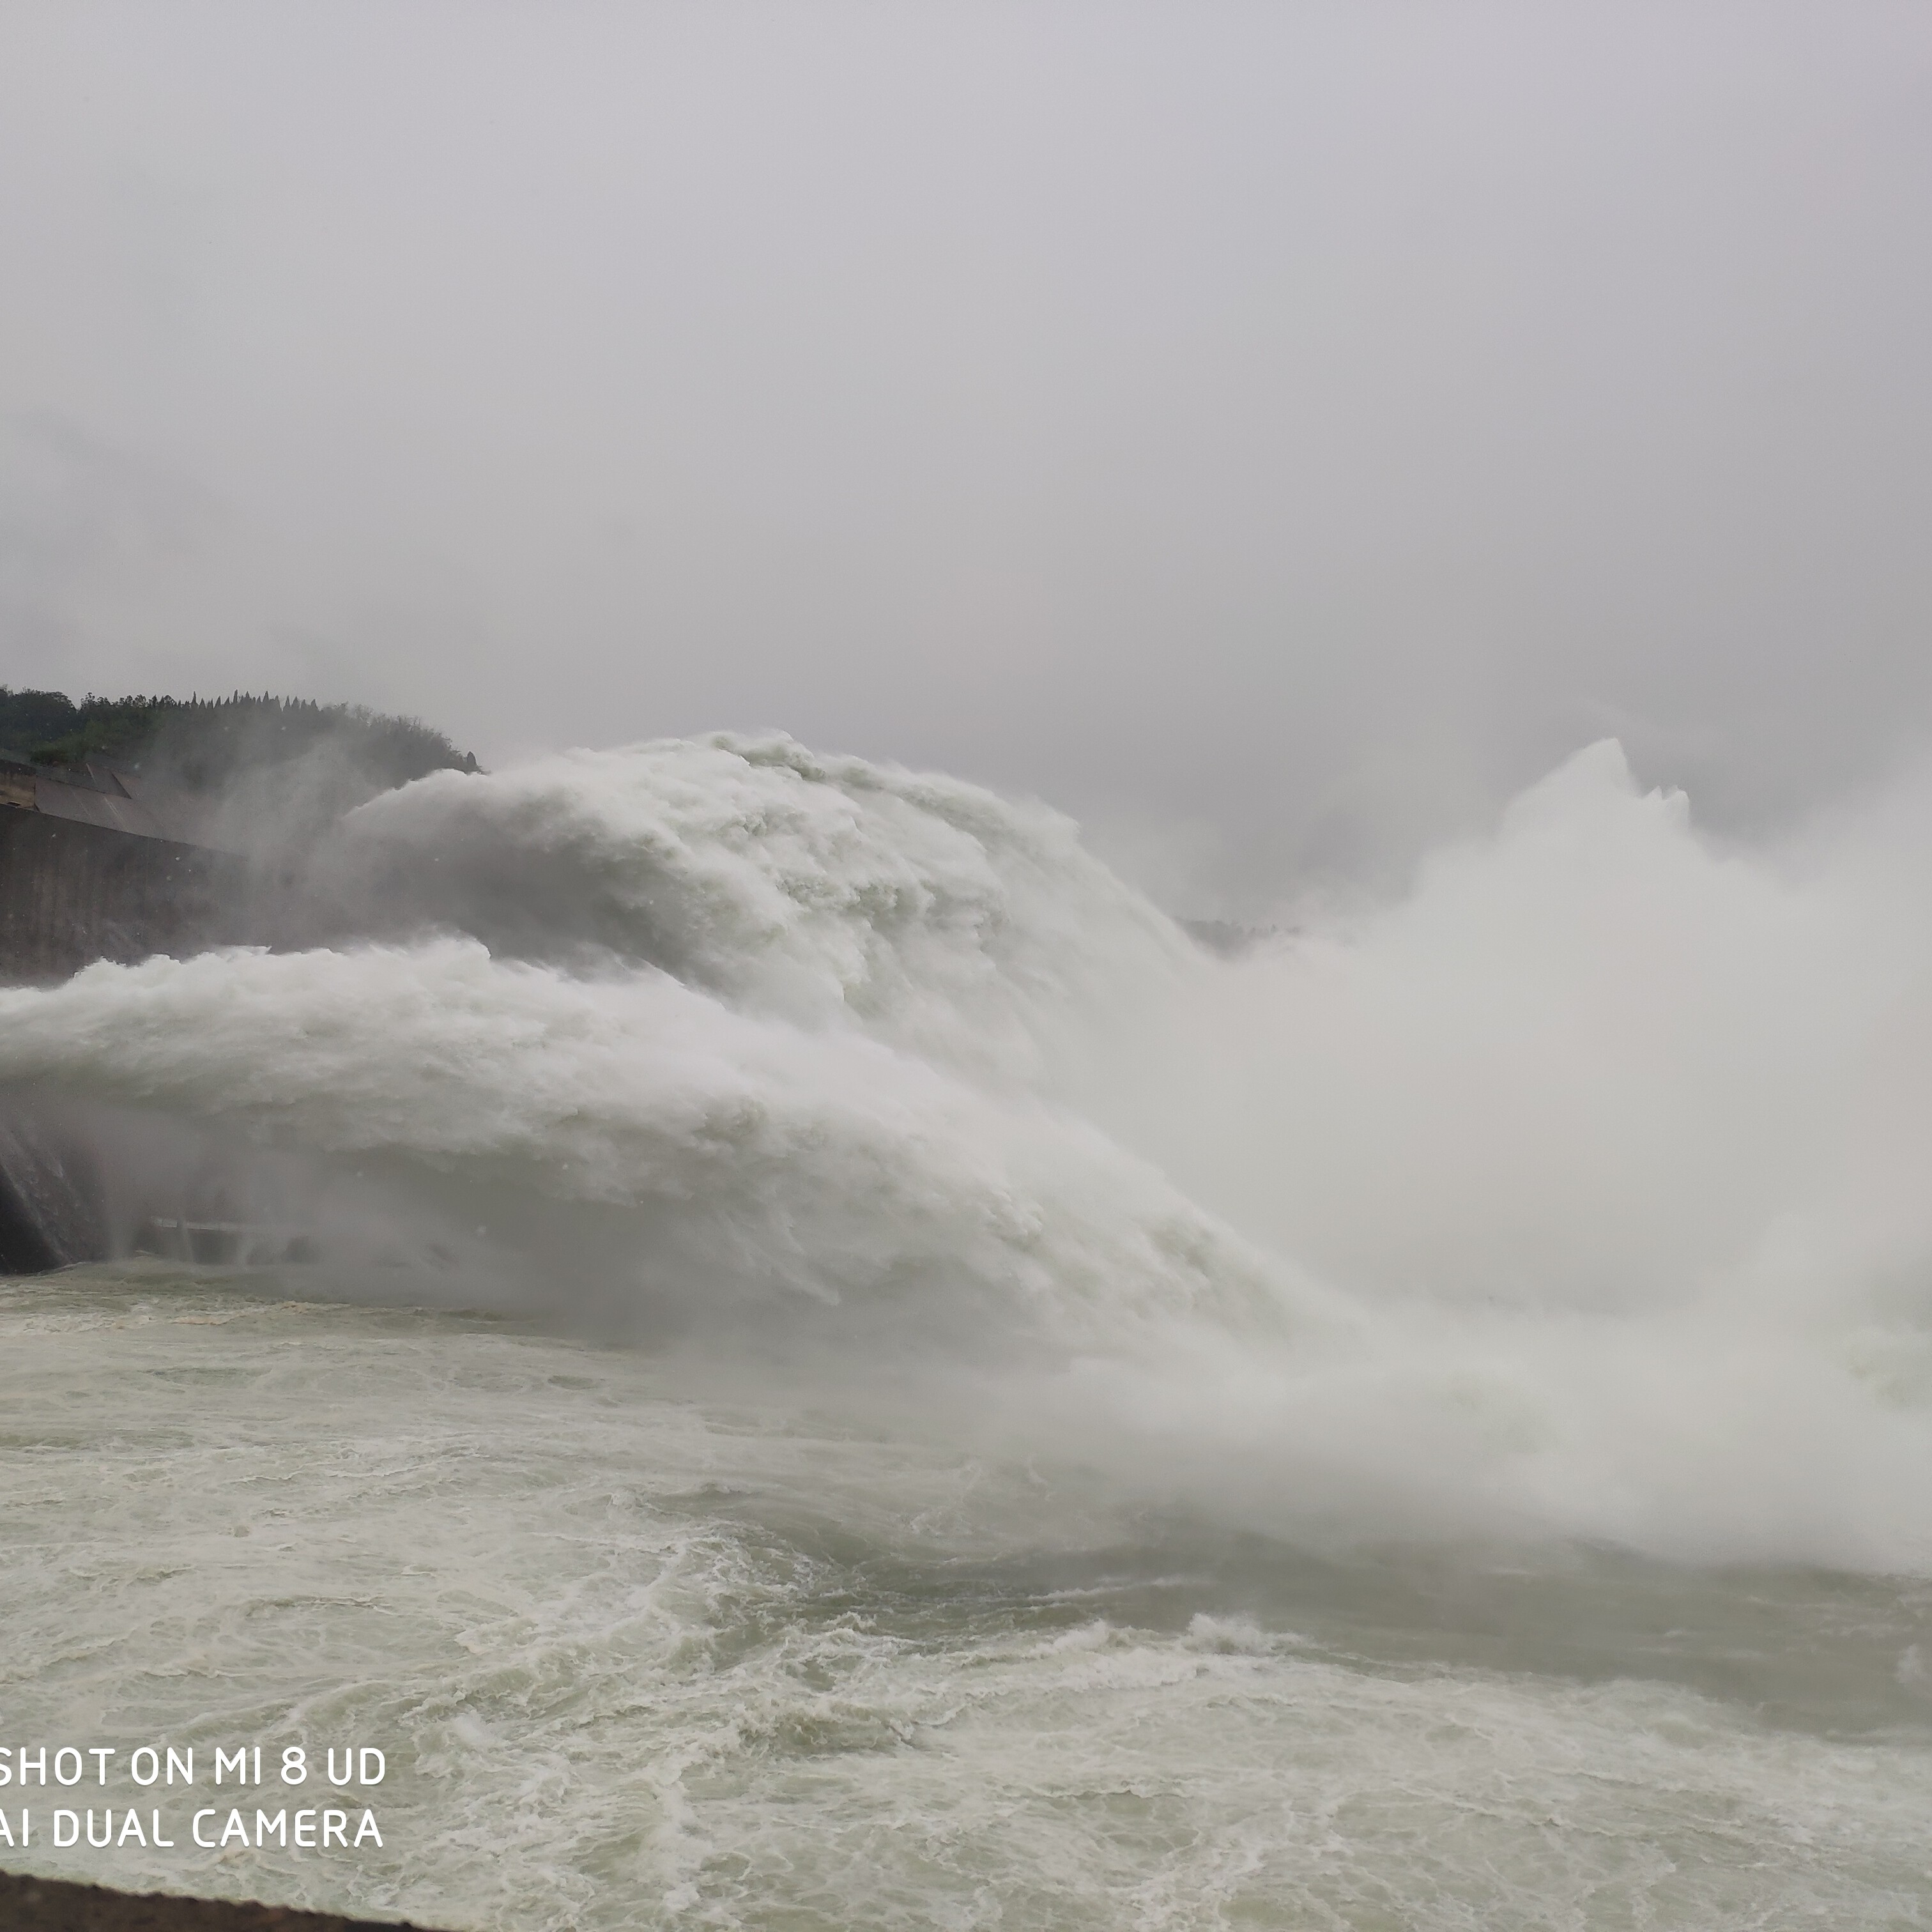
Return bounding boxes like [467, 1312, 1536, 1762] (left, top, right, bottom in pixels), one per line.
[4, 732, 1931, 1574]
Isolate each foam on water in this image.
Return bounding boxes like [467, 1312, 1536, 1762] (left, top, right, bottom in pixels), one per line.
[2, 1270, 1928, 1929]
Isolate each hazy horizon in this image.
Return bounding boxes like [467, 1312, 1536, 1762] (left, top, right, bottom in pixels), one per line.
[4, 1, 1929, 914]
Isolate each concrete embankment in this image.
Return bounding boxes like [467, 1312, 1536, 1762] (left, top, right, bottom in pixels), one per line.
[0, 1869, 450, 1931]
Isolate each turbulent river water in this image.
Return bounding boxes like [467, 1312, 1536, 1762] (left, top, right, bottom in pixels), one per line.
[3, 733, 1932, 1928]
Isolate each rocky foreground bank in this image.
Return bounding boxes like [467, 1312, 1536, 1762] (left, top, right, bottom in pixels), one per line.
[0, 1869, 452, 1931]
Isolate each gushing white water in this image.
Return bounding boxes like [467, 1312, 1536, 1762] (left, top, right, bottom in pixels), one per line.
[4, 733, 1932, 1568]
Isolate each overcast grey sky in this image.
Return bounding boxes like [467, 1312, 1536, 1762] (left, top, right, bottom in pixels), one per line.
[2, 2, 1928, 911]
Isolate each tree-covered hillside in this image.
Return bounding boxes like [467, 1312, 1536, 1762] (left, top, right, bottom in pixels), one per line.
[0, 689, 475, 792]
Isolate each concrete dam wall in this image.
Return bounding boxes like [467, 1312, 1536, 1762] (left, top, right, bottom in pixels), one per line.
[1, 760, 247, 984]
[0, 808, 245, 982]
[2, 760, 259, 1272]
